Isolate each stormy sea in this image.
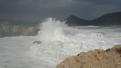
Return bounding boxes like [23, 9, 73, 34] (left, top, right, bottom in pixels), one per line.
[0, 18, 121, 68]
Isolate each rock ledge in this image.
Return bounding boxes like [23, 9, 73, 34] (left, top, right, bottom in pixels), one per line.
[57, 45, 121, 68]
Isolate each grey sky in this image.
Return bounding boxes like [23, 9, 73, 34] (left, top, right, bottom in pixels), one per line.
[0, 0, 121, 20]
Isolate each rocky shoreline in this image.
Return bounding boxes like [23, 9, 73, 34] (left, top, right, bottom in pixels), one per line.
[57, 45, 121, 68]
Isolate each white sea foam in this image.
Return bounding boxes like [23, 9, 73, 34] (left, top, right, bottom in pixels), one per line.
[28, 18, 121, 67]
[0, 18, 121, 68]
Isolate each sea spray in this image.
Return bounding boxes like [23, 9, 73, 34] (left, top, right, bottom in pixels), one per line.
[0, 18, 121, 68]
[37, 18, 69, 42]
[29, 18, 109, 65]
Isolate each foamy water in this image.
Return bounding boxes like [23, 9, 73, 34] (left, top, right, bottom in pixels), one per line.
[0, 18, 121, 68]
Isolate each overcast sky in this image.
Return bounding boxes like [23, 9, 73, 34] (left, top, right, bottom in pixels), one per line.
[0, 0, 121, 20]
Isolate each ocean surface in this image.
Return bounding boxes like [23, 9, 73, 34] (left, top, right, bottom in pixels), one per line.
[0, 18, 121, 68]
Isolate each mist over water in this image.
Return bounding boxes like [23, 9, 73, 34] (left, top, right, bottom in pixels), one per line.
[38, 18, 68, 42]
[0, 18, 121, 68]
[28, 18, 121, 67]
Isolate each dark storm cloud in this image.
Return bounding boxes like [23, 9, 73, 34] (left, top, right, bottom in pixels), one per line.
[0, 0, 121, 20]
[70, 0, 121, 19]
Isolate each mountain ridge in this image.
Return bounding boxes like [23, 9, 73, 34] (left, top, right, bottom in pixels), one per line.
[66, 12, 121, 26]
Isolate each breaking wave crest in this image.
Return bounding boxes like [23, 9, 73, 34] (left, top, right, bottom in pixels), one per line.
[28, 18, 121, 67]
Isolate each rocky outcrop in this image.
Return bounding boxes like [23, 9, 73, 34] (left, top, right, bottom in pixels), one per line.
[57, 45, 121, 68]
